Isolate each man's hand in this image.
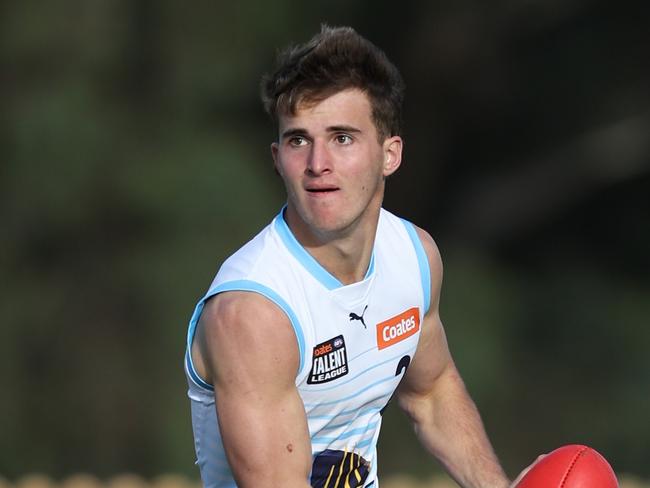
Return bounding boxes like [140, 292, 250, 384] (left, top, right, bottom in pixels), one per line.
[509, 454, 546, 487]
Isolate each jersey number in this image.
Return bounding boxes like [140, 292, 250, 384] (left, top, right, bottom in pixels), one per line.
[379, 355, 411, 415]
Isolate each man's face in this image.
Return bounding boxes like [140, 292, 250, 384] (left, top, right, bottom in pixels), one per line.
[271, 88, 402, 241]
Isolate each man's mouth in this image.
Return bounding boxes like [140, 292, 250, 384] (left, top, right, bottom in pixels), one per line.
[306, 187, 338, 193]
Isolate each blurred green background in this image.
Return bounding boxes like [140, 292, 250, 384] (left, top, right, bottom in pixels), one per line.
[1, 0, 648, 483]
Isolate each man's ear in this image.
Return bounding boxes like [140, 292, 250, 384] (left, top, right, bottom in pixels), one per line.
[382, 136, 403, 177]
[271, 142, 281, 176]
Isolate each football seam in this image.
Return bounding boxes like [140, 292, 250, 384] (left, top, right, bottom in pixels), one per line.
[559, 446, 589, 488]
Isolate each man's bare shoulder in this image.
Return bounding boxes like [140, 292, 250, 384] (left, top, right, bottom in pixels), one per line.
[195, 291, 300, 386]
[201, 290, 291, 333]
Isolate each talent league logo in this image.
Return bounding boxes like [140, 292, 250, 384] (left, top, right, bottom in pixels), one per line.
[307, 335, 349, 384]
[376, 307, 420, 350]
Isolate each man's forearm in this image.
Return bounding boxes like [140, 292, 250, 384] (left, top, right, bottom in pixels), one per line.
[402, 367, 510, 488]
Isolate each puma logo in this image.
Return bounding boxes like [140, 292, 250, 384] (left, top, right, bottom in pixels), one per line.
[349, 305, 368, 329]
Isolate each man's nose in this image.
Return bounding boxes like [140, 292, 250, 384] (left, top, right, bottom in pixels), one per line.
[306, 140, 332, 175]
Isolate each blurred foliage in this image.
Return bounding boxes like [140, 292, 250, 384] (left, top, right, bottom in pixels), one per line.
[1, 0, 649, 483]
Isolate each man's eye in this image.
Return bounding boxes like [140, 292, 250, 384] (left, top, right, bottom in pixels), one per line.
[289, 136, 307, 147]
[336, 134, 352, 144]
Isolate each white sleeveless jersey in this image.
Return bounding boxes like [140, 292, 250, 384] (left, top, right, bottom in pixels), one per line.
[185, 207, 431, 488]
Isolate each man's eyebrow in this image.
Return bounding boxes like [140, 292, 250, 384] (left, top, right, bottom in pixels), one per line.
[280, 125, 362, 140]
[327, 125, 361, 133]
[280, 127, 309, 139]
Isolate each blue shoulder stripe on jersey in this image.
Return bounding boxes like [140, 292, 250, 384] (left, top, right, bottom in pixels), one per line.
[185, 279, 306, 390]
[185, 349, 212, 390]
[274, 207, 375, 290]
[400, 219, 431, 314]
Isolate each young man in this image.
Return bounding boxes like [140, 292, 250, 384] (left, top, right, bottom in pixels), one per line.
[185, 26, 515, 488]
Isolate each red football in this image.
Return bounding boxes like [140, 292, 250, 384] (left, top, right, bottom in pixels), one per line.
[516, 444, 618, 488]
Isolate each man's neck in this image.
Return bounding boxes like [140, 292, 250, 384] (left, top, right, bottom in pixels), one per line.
[284, 206, 380, 286]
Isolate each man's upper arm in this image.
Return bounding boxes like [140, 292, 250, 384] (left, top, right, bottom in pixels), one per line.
[194, 291, 312, 488]
[397, 226, 454, 409]
[397, 226, 511, 487]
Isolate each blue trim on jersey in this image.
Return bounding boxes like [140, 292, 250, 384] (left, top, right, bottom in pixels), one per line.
[185, 293, 214, 390]
[311, 420, 380, 444]
[308, 405, 381, 420]
[303, 374, 397, 408]
[400, 219, 431, 314]
[274, 207, 375, 290]
[324, 416, 376, 431]
[185, 349, 212, 390]
[186, 279, 306, 390]
[354, 437, 375, 449]
[366, 251, 375, 278]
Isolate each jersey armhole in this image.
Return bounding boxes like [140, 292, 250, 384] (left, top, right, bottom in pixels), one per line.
[185, 279, 306, 391]
[399, 219, 432, 315]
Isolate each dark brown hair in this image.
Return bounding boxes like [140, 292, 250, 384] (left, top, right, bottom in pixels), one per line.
[261, 25, 405, 141]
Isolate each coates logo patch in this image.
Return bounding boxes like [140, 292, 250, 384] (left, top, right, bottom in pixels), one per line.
[376, 307, 420, 350]
[307, 335, 349, 384]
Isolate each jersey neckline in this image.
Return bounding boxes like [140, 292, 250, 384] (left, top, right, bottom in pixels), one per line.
[273, 206, 376, 291]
